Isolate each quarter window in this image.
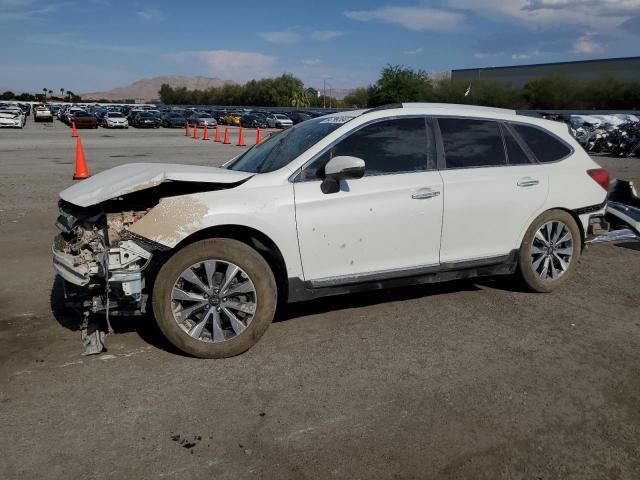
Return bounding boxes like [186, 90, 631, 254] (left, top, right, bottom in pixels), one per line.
[438, 118, 506, 168]
[502, 126, 531, 165]
[511, 123, 571, 163]
[302, 117, 435, 180]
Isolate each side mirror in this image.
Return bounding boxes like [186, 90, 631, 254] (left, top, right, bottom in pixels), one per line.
[321, 156, 366, 194]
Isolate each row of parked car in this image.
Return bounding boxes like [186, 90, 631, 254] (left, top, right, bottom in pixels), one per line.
[47, 103, 332, 130]
[1, 101, 335, 130]
[0, 102, 30, 128]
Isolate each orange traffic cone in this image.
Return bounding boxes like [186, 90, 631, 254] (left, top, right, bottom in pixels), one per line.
[185, 121, 190, 136]
[237, 127, 246, 146]
[255, 128, 262, 145]
[223, 127, 230, 144]
[73, 137, 90, 180]
[71, 122, 78, 138]
[214, 125, 221, 142]
[202, 125, 210, 141]
[193, 124, 199, 140]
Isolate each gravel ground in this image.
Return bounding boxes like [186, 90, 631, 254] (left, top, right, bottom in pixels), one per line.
[1, 118, 639, 480]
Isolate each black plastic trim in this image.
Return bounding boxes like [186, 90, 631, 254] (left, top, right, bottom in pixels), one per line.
[573, 201, 607, 215]
[287, 250, 518, 303]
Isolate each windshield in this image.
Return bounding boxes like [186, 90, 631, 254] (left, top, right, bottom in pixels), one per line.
[275, 114, 289, 119]
[227, 117, 346, 173]
[108, 112, 124, 118]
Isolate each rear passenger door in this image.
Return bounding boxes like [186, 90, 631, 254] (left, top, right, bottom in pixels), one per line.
[436, 117, 549, 263]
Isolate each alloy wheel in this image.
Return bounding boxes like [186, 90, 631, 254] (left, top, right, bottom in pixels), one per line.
[530, 221, 574, 281]
[171, 260, 257, 343]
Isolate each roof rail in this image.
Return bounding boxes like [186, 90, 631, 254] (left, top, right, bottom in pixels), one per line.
[402, 102, 516, 114]
[362, 103, 402, 114]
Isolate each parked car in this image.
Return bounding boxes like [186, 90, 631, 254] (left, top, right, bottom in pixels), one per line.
[286, 112, 311, 125]
[222, 112, 241, 126]
[131, 112, 161, 128]
[33, 105, 53, 122]
[52, 103, 609, 358]
[0, 109, 24, 128]
[102, 111, 128, 128]
[240, 113, 268, 128]
[188, 112, 217, 128]
[266, 113, 293, 128]
[71, 110, 98, 128]
[162, 111, 188, 128]
[1, 106, 26, 127]
[64, 108, 85, 125]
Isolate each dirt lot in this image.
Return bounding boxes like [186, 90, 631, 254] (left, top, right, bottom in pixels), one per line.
[1, 119, 639, 480]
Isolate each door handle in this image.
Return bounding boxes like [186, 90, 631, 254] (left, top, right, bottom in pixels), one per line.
[517, 178, 539, 187]
[411, 189, 440, 199]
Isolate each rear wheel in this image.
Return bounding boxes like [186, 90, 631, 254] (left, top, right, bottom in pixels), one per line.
[517, 210, 581, 293]
[152, 239, 277, 358]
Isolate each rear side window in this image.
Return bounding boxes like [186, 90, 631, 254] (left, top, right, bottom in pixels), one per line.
[438, 118, 506, 168]
[502, 126, 531, 165]
[302, 117, 436, 180]
[511, 123, 571, 163]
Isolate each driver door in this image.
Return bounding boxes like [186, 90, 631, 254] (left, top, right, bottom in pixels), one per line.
[293, 117, 444, 283]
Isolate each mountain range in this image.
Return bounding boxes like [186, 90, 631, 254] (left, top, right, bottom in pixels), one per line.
[82, 75, 235, 101]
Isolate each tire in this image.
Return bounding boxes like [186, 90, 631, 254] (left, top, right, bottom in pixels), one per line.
[516, 209, 581, 293]
[152, 238, 277, 358]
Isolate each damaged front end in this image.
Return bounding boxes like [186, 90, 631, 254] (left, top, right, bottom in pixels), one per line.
[53, 200, 161, 354]
[52, 163, 254, 355]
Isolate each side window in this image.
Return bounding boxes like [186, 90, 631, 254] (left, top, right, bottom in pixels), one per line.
[511, 123, 571, 163]
[502, 125, 531, 165]
[438, 118, 506, 169]
[301, 117, 435, 181]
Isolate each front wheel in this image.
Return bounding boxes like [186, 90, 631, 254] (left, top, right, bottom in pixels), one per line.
[152, 238, 277, 358]
[517, 210, 581, 293]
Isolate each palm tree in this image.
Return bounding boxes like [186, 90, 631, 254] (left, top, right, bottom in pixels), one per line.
[60, 88, 64, 100]
[290, 89, 310, 108]
[42, 87, 47, 100]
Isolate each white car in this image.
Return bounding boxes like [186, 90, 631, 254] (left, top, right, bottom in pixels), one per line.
[53, 103, 609, 357]
[0, 107, 25, 127]
[102, 111, 129, 128]
[0, 109, 24, 128]
[266, 113, 293, 128]
[34, 105, 53, 122]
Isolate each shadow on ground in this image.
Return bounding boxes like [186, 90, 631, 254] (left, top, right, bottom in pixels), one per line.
[50, 273, 526, 355]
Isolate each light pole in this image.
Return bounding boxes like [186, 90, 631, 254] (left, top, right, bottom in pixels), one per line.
[322, 77, 333, 109]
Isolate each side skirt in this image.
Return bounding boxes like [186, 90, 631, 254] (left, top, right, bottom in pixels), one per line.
[287, 250, 518, 303]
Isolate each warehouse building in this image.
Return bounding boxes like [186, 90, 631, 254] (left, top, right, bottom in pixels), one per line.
[451, 56, 640, 86]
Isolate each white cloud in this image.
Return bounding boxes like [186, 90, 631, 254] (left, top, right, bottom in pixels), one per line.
[0, 1, 73, 21]
[310, 30, 344, 41]
[403, 47, 423, 55]
[511, 50, 542, 59]
[137, 8, 163, 23]
[474, 52, 504, 59]
[572, 35, 604, 53]
[344, 6, 465, 31]
[447, 0, 640, 31]
[302, 59, 323, 65]
[170, 50, 278, 82]
[261, 30, 301, 44]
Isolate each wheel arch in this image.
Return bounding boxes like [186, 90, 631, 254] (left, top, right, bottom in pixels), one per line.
[172, 224, 289, 304]
[517, 206, 586, 252]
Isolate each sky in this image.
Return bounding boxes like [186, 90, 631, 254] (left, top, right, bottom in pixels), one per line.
[1, 0, 639, 93]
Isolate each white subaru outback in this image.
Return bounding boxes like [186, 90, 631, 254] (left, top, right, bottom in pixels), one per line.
[53, 103, 610, 357]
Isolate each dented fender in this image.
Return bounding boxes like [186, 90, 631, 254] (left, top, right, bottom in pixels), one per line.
[128, 181, 303, 278]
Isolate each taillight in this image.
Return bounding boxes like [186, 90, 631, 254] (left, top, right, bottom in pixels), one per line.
[587, 168, 610, 192]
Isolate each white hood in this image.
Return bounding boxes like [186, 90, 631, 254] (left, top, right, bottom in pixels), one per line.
[59, 162, 253, 207]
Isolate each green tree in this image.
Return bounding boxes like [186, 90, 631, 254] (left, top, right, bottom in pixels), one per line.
[290, 89, 310, 107]
[342, 88, 369, 108]
[367, 65, 434, 106]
